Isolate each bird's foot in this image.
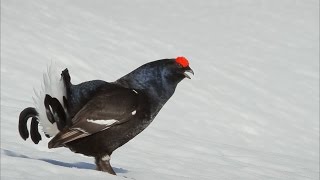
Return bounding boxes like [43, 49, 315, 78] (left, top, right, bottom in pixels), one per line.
[95, 155, 116, 175]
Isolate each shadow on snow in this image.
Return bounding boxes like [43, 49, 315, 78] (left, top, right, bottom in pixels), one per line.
[2, 148, 128, 174]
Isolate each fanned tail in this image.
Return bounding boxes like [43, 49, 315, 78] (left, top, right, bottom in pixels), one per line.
[33, 63, 68, 137]
[19, 63, 71, 144]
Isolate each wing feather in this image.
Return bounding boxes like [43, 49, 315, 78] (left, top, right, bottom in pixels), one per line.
[48, 85, 140, 148]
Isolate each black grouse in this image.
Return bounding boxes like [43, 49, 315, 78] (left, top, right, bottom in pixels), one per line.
[18, 57, 193, 175]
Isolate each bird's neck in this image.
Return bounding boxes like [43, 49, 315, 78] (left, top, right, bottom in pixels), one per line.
[116, 77, 177, 102]
[115, 69, 179, 111]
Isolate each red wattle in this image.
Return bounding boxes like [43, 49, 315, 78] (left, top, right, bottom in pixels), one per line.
[175, 56, 189, 67]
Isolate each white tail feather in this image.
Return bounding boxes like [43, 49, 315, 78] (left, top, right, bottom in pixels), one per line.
[33, 63, 67, 137]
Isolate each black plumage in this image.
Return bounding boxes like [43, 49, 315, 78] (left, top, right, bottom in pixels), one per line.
[18, 57, 193, 175]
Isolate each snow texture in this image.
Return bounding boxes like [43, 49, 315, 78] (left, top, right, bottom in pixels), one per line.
[1, 0, 319, 180]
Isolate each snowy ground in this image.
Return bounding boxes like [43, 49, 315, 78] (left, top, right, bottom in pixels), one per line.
[1, 0, 319, 180]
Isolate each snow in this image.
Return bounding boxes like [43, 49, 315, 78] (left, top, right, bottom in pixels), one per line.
[1, 0, 319, 180]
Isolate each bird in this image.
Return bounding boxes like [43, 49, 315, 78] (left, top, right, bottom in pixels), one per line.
[18, 57, 193, 175]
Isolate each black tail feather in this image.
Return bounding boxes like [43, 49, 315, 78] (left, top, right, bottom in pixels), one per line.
[18, 107, 38, 141]
[61, 68, 71, 121]
[44, 94, 68, 131]
[45, 133, 51, 138]
[50, 97, 67, 131]
[30, 117, 42, 144]
[61, 68, 71, 97]
[44, 95, 56, 124]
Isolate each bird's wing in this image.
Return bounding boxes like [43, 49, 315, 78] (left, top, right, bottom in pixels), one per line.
[48, 84, 141, 148]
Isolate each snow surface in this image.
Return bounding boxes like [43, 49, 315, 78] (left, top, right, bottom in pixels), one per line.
[1, 0, 319, 180]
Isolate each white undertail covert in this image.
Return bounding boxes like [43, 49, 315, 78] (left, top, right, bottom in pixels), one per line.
[33, 63, 66, 137]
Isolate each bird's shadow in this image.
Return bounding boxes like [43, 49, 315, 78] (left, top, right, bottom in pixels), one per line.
[2, 149, 128, 174]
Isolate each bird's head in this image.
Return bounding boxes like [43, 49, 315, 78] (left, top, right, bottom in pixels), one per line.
[116, 56, 193, 105]
[165, 56, 194, 81]
[116, 56, 193, 92]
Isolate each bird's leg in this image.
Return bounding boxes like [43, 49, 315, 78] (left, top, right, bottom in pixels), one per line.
[95, 155, 116, 175]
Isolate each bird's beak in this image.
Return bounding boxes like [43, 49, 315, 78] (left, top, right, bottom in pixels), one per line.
[183, 66, 194, 79]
